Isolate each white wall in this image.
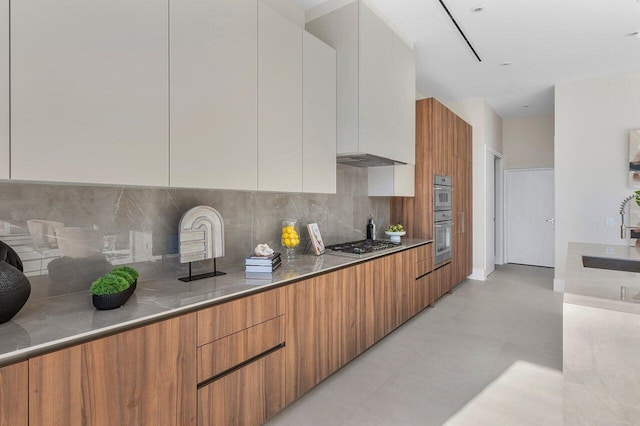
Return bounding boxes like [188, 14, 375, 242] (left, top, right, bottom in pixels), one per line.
[503, 115, 554, 170]
[447, 99, 503, 280]
[555, 71, 640, 290]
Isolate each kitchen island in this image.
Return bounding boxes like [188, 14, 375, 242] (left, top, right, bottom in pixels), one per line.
[564, 242, 640, 424]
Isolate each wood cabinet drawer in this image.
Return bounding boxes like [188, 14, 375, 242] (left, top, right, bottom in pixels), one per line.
[197, 347, 285, 426]
[415, 243, 433, 278]
[197, 288, 283, 346]
[197, 315, 284, 383]
[415, 243, 431, 261]
[416, 259, 432, 278]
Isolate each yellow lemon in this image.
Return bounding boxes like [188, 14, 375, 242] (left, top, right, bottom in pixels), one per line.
[284, 238, 291, 246]
[292, 238, 299, 246]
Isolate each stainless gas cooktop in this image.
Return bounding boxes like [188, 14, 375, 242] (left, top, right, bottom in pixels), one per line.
[325, 239, 402, 258]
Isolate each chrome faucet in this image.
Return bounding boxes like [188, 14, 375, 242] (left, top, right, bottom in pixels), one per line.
[620, 193, 640, 238]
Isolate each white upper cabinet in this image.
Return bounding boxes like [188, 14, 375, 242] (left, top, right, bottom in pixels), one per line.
[306, 0, 415, 166]
[303, 32, 336, 194]
[358, 2, 394, 160]
[10, 0, 169, 186]
[170, 0, 258, 190]
[368, 164, 415, 197]
[258, 1, 303, 192]
[0, 0, 7, 180]
[392, 33, 416, 165]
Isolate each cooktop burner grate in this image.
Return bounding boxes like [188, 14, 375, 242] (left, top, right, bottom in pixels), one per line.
[325, 239, 401, 258]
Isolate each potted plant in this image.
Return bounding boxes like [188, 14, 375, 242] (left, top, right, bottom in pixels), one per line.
[90, 266, 139, 310]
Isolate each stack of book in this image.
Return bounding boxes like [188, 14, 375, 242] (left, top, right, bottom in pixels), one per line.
[245, 252, 281, 275]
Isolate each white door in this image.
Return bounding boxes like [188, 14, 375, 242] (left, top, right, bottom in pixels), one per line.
[485, 151, 496, 275]
[505, 168, 555, 267]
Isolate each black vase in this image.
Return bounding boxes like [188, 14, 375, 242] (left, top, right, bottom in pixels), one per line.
[0, 261, 32, 324]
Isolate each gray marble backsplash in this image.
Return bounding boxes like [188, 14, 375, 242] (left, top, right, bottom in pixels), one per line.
[0, 165, 389, 298]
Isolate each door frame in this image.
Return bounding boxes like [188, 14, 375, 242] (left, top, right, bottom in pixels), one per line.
[503, 167, 554, 266]
[485, 147, 504, 275]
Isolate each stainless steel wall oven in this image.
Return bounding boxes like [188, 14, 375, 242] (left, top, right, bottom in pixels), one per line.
[434, 175, 452, 264]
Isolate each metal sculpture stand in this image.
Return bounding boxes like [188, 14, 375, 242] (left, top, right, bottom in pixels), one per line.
[179, 258, 226, 282]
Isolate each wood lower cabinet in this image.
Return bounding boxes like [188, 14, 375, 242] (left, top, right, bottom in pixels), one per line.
[197, 347, 285, 426]
[4, 246, 433, 425]
[285, 270, 346, 403]
[29, 314, 197, 426]
[431, 263, 453, 304]
[285, 248, 419, 403]
[0, 361, 28, 426]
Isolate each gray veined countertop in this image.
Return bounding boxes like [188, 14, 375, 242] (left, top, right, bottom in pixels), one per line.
[0, 238, 432, 366]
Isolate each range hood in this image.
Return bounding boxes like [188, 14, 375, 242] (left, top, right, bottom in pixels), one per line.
[337, 153, 406, 167]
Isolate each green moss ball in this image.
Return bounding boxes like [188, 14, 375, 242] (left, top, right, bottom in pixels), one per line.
[110, 269, 135, 285]
[112, 266, 139, 281]
[89, 274, 130, 295]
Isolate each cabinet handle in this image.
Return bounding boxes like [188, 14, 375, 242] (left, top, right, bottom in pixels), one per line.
[460, 212, 465, 234]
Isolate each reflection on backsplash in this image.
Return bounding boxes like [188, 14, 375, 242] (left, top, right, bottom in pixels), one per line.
[0, 165, 389, 296]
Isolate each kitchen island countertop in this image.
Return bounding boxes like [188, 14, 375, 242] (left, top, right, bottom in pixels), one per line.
[564, 242, 640, 424]
[0, 238, 432, 366]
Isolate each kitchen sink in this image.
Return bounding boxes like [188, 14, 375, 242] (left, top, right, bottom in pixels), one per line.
[582, 255, 640, 273]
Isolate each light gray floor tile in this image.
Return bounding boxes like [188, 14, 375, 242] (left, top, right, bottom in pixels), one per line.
[266, 264, 562, 426]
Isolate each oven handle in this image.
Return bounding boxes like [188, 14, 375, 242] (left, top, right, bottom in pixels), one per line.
[435, 222, 454, 228]
[434, 186, 451, 191]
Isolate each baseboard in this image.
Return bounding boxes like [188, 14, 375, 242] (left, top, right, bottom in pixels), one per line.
[468, 268, 486, 281]
[553, 278, 565, 293]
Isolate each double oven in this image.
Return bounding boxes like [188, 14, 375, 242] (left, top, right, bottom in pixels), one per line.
[434, 174, 452, 264]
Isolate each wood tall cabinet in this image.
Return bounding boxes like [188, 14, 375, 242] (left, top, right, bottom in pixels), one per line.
[10, 0, 169, 186]
[451, 116, 473, 285]
[28, 315, 197, 426]
[392, 98, 472, 297]
[169, 0, 258, 191]
[0, 361, 28, 426]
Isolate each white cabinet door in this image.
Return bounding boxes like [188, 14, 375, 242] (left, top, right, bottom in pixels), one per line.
[258, 2, 302, 192]
[170, 0, 258, 190]
[11, 0, 169, 186]
[392, 33, 415, 165]
[358, 2, 393, 160]
[368, 165, 414, 197]
[303, 32, 336, 194]
[0, 0, 7, 180]
[305, 1, 358, 156]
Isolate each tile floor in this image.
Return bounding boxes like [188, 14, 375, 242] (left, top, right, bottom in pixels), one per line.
[266, 263, 563, 426]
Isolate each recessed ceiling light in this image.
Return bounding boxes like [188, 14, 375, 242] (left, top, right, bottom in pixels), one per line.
[522, 105, 530, 108]
[626, 31, 640, 37]
[471, 4, 485, 12]
[499, 62, 511, 66]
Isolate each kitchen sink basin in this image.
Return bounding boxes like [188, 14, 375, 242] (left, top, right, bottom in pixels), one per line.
[582, 255, 640, 273]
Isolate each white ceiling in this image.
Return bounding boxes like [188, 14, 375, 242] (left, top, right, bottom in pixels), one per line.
[293, 0, 640, 118]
